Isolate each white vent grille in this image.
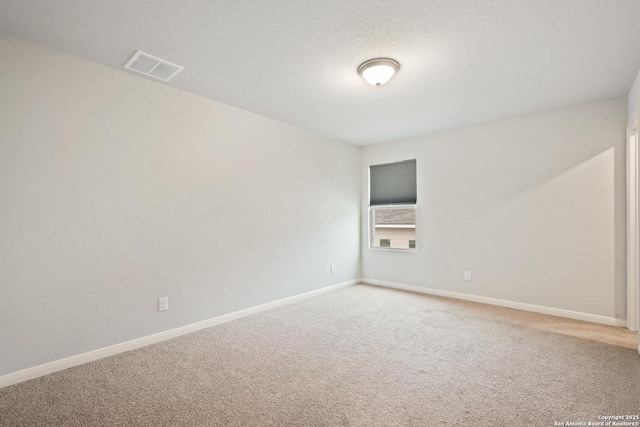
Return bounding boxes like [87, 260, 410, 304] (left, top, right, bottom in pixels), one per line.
[123, 50, 183, 82]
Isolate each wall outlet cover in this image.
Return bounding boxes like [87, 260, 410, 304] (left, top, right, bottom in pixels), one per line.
[158, 297, 169, 311]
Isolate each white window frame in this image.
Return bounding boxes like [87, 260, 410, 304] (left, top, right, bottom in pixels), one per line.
[369, 204, 417, 252]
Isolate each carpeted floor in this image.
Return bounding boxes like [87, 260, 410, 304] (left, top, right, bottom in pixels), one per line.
[1, 284, 639, 426]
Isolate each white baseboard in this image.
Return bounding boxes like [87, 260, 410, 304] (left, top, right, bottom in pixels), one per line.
[362, 278, 627, 327]
[0, 279, 358, 389]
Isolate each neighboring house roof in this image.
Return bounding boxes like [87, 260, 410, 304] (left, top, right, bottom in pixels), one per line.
[374, 208, 415, 225]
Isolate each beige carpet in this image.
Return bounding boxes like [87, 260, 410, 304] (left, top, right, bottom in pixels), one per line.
[1, 284, 638, 426]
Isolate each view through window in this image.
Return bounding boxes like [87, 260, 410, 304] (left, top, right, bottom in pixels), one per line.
[371, 207, 416, 249]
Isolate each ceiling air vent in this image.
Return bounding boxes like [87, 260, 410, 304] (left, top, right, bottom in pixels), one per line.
[123, 50, 183, 82]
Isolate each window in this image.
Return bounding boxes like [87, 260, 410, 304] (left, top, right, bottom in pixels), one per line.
[369, 159, 417, 250]
[371, 206, 416, 249]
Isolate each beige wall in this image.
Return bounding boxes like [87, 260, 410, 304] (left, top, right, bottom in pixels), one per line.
[629, 67, 640, 125]
[361, 98, 628, 321]
[0, 32, 361, 376]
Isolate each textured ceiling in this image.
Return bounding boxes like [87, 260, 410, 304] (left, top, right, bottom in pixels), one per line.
[1, 0, 640, 145]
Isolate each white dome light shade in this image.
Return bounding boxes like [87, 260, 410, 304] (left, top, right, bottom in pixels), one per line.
[358, 58, 400, 87]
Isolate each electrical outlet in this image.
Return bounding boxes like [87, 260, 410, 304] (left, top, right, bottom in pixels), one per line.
[464, 271, 471, 281]
[158, 296, 168, 311]
[330, 265, 335, 275]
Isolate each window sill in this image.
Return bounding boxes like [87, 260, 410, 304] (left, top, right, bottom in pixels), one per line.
[370, 247, 417, 252]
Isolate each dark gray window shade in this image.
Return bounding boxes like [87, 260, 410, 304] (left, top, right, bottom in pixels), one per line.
[369, 159, 417, 205]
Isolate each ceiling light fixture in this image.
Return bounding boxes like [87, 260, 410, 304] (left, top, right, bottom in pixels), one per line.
[358, 58, 400, 87]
